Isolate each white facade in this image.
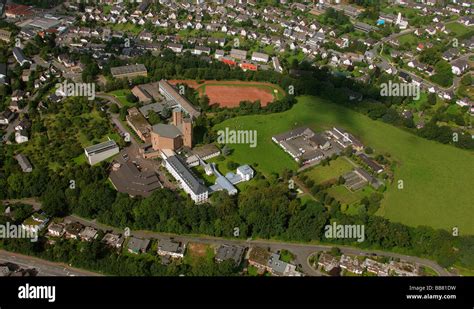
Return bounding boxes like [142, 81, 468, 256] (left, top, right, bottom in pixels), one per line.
[84, 140, 119, 165]
[163, 158, 208, 203]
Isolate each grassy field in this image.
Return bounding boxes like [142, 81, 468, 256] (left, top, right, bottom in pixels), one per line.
[302, 157, 353, 184]
[397, 33, 418, 49]
[214, 96, 474, 234]
[107, 89, 135, 107]
[446, 22, 474, 39]
[111, 23, 142, 35]
[327, 185, 374, 206]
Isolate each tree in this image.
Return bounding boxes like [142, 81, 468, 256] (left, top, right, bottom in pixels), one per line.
[109, 103, 119, 114]
[41, 186, 68, 217]
[330, 247, 342, 256]
[161, 107, 171, 119]
[427, 92, 437, 105]
[365, 146, 373, 154]
[126, 93, 138, 103]
[431, 60, 453, 87]
[147, 110, 162, 125]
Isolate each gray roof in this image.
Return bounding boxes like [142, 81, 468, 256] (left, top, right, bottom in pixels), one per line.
[158, 80, 201, 118]
[110, 64, 147, 76]
[13, 47, 29, 64]
[85, 140, 118, 156]
[236, 164, 253, 176]
[158, 239, 185, 254]
[309, 133, 329, 146]
[15, 154, 32, 172]
[215, 244, 245, 264]
[127, 237, 150, 253]
[139, 102, 165, 117]
[152, 123, 182, 138]
[109, 161, 162, 197]
[267, 253, 288, 275]
[215, 175, 237, 194]
[166, 155, 208, 195]
[272, 126, 314, 142]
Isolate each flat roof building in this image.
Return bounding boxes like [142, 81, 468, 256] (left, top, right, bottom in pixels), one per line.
[157, 239, 186, 258]
[84, 139, 119, 165]
[126, 107, 152, 142]
[111, 64, 148, 79]
[215, 244, 245, 265]
[230, 48, 247, 60]
[161, 151, 208, 204]
[251, 51, 269, 63]
[158, 80, 201, 119]
[109, 161, 162, 197]
[15, 154, 32, 173]
[127, 237, 150, 254]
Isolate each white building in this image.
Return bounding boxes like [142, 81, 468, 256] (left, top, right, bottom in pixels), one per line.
[161, 150, 208, 204]
[15, 130, 28, 144]
[251, 51, 269, 63]
[237, 165, 254, 181]
[84, 139, 119, 165]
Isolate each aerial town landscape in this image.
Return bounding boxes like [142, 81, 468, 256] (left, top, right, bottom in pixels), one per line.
[0, 0, 473, 298]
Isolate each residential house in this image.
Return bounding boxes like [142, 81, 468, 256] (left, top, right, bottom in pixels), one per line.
[47, 222, 65, 237]
[15, 130, 28, 144]
[451, 59, 469, 76]
[318, 252, 339, 272]
[157, 239, 186, 258]
[102, 233, 124, 249]
[79, 226, 99, 241]
[127, 237, 150, 254]
[215, 244, 245, 265]
[339, 255, 364, 275]
[248, 247, 271, 274]
[64, 222, 84, 240]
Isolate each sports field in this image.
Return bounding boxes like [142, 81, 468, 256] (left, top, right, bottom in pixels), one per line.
[214, 96, 474, 234]
[168, 80, 284, 107]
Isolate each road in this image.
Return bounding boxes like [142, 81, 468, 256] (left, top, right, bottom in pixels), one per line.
[67, 214, 452, 277]
[1, 198, 42, 211]
[1, 198, 452, 276]
[0, 250, 101, 277]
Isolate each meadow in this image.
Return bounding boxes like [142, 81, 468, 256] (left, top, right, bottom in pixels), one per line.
[214, 96, 474, 234]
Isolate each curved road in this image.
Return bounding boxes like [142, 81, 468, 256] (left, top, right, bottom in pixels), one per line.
[67, 214, 452, 277]
[2, 202, 453, 277]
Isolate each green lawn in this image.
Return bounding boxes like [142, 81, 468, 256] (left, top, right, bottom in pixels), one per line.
[397, 33, 417, 49]
[214, 96, 474, 234]
[446, 22, 474, 39]
[302, 157, 354, 184]
[327, 185, 374, 206]
[110, 23, 142, 35]
[108, 89, 135, 107]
